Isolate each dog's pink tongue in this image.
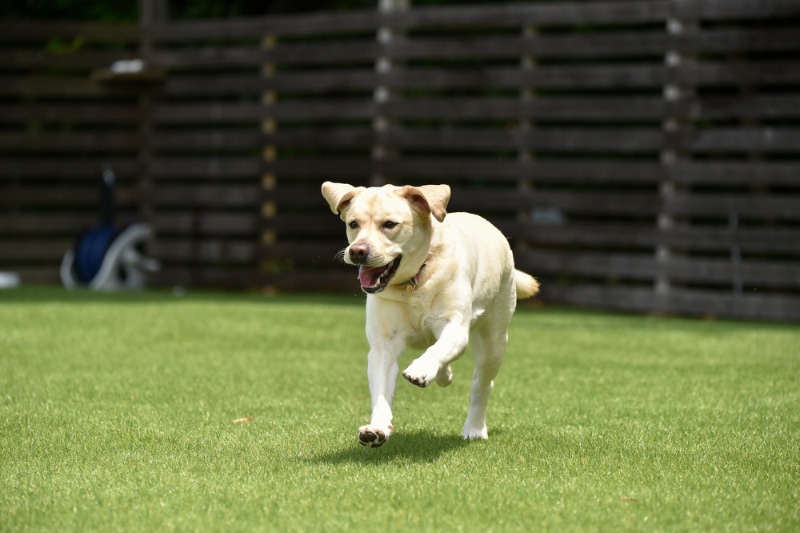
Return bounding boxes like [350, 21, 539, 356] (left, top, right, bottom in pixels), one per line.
[358, 265, 384, 287]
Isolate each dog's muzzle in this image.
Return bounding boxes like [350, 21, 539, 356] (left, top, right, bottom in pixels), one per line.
[357, 256, 402, 294]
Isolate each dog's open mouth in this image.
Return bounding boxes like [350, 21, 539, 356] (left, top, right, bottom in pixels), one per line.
[358, 256, 401, 294]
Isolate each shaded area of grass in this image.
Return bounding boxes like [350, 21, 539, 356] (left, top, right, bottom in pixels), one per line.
[1, 287, 798, 531]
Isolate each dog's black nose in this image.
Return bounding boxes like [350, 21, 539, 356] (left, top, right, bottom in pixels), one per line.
[349, 243, 370, 263]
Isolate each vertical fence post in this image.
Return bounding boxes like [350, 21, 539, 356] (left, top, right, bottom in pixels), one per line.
[372, 0, 409, 186]
[659, 5, 697, 306]
[137, 0, 164, 224]
[658, 9, 683, 301]
[518, 24, 537, 255]
[261, 34, 278, 292]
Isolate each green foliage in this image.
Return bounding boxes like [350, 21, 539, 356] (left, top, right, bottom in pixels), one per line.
[45, 35, 85, 53]
[1, 288, 798, 531]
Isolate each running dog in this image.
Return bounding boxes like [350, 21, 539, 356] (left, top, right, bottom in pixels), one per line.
[321, 182, 538, 447]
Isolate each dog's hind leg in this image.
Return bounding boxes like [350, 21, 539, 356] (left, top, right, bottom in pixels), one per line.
[462, 327, 508, 440]
[435, 364, 453, 387]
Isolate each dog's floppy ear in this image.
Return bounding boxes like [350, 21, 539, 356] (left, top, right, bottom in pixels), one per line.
[399, 184, 450, 222]
[321, 181, 363, 218]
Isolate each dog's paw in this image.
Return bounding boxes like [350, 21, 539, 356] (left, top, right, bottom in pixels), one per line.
[358, 425, 392, 447]
[402, 359, 440, 388]
[462, 424, 489, 441]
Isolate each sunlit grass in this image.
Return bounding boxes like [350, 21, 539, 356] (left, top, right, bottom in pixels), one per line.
[1, 287, 797, 531]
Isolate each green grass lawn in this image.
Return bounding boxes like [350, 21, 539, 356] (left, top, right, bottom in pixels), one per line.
[1, 287, 798, 531]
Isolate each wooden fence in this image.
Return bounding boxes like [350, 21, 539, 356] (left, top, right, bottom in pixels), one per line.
[2, 0, 800, 321]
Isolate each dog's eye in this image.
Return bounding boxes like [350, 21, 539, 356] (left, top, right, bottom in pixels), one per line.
[383, 221, 398, 230]
[348, 221, 359, 230]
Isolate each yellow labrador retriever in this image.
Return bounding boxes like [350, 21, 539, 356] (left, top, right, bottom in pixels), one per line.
[322, 182, 538, 447]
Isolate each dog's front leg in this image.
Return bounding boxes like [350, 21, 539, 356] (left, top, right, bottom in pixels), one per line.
[359, 341, 402, 447]
[402, 319, 469, 388]
[359, 299, 407, 448]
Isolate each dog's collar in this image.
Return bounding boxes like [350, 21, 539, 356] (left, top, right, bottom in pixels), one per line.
[402, 263, 426, 296]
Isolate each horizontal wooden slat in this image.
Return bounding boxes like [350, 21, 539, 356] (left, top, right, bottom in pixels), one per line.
[0, 103, 141, 124]
[263, 127, 373, 149]
[0, 212, 257, 240]
[0, 131, 140, 152]
[671, 161, 800, 186]
[0, 21, 139, 42]
[0, 61, 778, 99]
[387, 157, 665, 184]
[153, 266, 263, 289]
[267, 100, 375, 122]
[657, 227, 800, 255]
[150, 157, 261, 179]
[273, 62, 800, 94]
[152, 102, 265, 124]
[0, 76, 146, 98]
[1, 186, 141, 207]
[388, 28, 800, 61]
[160, 74, 263, 96]
[674, 0, 800, 21]
[523, 250, 800, 287]
[393, 1, 671, 30]
[266, 96, 665, 123]
[149, 46, 270, 69]
[153, 239, 257, 263]
[263, 158, 373, 180]
[151, 213, 260, 236]
[454, 190, 660, 217]
[687, 128, 800, 153]
[265, 241, 346, 262]
[671, 27, 800, 54]
[23, 126, 796, 155]
[540, 284, 800, 322]
[665, 193, 800, 220]
[505, 222, 800, 255]
[0, 239, 73, 261]
[9, 267, 61, 285]
[150, 93, 800, 125]
[260, 125, 666, 153]
[283, 60, 800, 94]
[148, 11, 381, 41]
[261, 157, 665, 184]
[0, 157, 141, 178]
[0, 213, 104, 235]
[687, 94, 800, 121]
[150, 131, 264, 152]
[0, 50, 139, 70]
[14, 60, 797, 99]
[377, 126, 663, 153]
[151, 185, 262, 207]
[266, 214, 338, 238]
[263, 65, 669, 94]
[149, 2, 671, 42]
[676, 60, 800, 86]
[264, 269, 354, 293]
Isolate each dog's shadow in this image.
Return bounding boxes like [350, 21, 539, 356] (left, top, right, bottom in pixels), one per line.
[308, 429, 493, 465]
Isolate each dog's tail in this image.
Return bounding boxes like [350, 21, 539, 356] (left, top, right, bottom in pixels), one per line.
[514, 270, 540, 299]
